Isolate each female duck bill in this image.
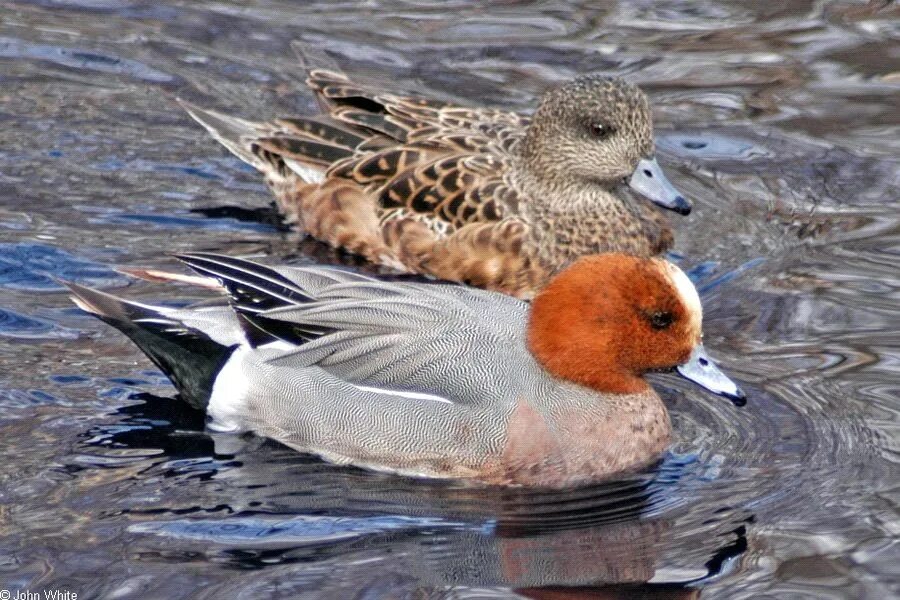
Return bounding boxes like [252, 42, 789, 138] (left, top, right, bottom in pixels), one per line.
[628, 156, 692, 215]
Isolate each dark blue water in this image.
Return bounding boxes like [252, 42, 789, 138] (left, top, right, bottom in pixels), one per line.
[1, 0, 897, 597]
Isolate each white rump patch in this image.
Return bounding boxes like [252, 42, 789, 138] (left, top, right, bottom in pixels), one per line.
[285, 158, 325, 184]
[352, 384, 453, 405]
[208, 346, 251, 432]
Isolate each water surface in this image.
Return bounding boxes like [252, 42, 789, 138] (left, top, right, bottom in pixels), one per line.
[0, 0, 898, 597]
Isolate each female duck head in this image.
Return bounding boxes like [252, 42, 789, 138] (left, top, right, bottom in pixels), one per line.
[522, 74, 690, 214]
[527, 254, 744, 403]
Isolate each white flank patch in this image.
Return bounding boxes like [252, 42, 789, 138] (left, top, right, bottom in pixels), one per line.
[208, 346, 251, 432]
[662, 261, 703, 338]
[285, 158, 325, 184]
[352, 384, 453, 405]
[260, 340, 296, 351]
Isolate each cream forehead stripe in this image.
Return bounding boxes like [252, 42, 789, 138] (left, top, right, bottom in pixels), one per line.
[660, 261, 703, 335]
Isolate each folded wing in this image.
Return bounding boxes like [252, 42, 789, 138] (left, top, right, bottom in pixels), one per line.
[177, 253, 532, 407]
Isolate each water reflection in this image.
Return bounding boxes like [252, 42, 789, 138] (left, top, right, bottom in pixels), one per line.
[0, 0, 897, 597]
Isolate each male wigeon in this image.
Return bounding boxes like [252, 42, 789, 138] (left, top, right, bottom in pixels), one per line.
[180, 48, 689, 298]
[68, 253, 742, 488]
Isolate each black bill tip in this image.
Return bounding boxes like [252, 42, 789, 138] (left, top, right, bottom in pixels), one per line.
[669, 196, 692, 216]
[726, 387, 747, 407]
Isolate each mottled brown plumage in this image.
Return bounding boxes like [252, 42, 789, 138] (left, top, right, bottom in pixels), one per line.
[181, 52, 683, 297]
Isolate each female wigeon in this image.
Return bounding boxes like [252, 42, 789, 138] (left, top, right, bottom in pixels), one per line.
[67, 252, 743, 488]
[180, 48, 689, 298]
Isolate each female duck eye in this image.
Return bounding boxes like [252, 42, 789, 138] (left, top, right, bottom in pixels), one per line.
[649, 311, 674, 330]
[590, 122, 614, 139]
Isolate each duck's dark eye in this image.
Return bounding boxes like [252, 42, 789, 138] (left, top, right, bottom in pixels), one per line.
[649, 311, 674, 330]
[590, 122, 615, 140]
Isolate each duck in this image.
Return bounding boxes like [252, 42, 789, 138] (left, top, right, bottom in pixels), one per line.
[67, 252, 744, 488]
[180, 48, 690, 299]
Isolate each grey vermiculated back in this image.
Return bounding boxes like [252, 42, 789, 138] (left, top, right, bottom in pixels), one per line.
[176, 253, 537, 407]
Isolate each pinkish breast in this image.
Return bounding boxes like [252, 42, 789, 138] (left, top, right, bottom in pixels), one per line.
[481, 396, 671, 487]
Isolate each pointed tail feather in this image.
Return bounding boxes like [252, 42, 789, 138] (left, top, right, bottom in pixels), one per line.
[177, 98, 270, 168]
[66, 282, 234, 410]
[179, 99, 339, 184]
[117, 267, 223, 290]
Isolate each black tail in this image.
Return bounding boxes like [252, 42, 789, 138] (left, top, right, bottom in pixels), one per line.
[66, 282, 234, 410]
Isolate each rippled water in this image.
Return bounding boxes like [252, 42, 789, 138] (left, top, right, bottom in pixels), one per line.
[1, 0, 898, 597]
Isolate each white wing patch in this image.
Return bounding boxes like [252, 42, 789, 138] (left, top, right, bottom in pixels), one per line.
[352, 384, 454, 405]
[260, 340, 297, 351]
